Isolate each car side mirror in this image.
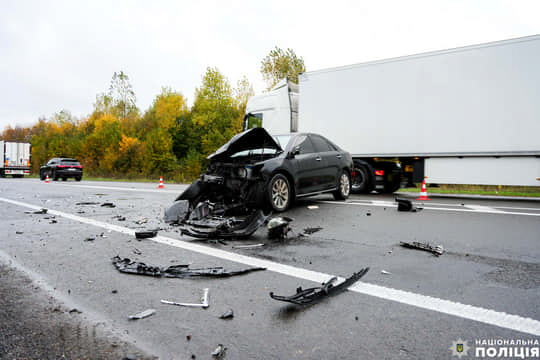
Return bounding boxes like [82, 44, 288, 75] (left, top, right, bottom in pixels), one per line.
[288, 146, 301, 159]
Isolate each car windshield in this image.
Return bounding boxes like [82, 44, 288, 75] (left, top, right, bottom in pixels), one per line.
[272, 135, 293, 149]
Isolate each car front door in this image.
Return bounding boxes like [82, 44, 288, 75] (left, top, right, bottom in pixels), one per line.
[309, 135, 342, 191]
[289, 135, 326, 195]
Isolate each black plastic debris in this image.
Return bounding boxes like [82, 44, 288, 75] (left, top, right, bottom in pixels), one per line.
[395, 198, 423, 212]
[112, 215, 126, 221]
[25, 208, 48, 214]
[267, 216, 293, 239]
[269, 268, 369, 306]
[212, 344, 226, 358]
[112, 256, 266, 278]
[135, 229, 158, 239]
[219, 309, 234, 319]
[400, 241, 444, 256]
[128, 308, 156, 320]
[181, 210, 269, 239]
[303, 227, 323, 235]
[75, 202, 99, 206]
[101, 202, 116, 208]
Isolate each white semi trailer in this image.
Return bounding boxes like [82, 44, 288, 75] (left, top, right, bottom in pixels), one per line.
[245, 35, 540, 192]
[0, 141, 31, 178]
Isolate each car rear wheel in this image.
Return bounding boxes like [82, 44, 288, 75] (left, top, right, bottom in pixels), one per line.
[268, 173, 292, 212]
[75, 176, 82, 182]
[333, 170, 351, 200]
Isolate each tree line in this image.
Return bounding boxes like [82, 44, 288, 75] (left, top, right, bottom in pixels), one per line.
[0, 48, 305, 182]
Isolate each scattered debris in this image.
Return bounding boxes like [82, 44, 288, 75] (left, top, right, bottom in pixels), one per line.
[219, 309, 234, 319]
[69, 308, 82, 314]
[134, 218, 149, 225]
[84, 237, 95, 242]
[232, 244, 265, 249]
[75, 202, 99, 206]
[161, 288, 209, 308]
[400, 241, 444, 256]
[112, 256, 266, 278]
[366, 211, 372, 216]
[49, 219, 57, 224]
[381, 270, 392, 275]
[267, 216, 293, 240]
[100, 202, 116, 208]
[128, 308, 156, 320]
[15, 231, 23, 235]
[302, 227, 323, 235]
[133, 248, 142, 255]
[307, 205, 319, 210]
[269, 268, 369, 306]
[135, 229, 158, 239]
[112, 289, 118, 294]
[211, 344, 227, 358]
[395, 197, 423, 212]
[112, 215, 126, 221]
[25, 208, 48, 214]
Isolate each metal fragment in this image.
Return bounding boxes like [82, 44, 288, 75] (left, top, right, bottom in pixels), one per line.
[212, 344, 226, 358]
[219, 309, 234, 319]
[135, 229, 158, 239]
[161, 288, 209, 308]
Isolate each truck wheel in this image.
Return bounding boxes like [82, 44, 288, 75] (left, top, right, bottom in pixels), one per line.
[333, 170, 351, 200]
[351, 162, 374, 194]
[268, 173, 292, 212]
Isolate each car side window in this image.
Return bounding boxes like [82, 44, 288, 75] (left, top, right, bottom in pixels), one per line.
[310, 135, 336, 152]
[293, 135, 315, 154]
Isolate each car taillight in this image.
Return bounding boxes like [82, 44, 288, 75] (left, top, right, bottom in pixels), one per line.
[375, 170, 384, 176]
[57, 165, 66, 168]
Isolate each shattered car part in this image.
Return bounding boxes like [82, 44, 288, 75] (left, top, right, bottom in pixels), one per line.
[212, 344, 227, 358]
[111, 256, 266, 278]
[128, 308, 156, 320]
[25, 208, 48, 214]
[219, 309, 234, 319]
[100, 202, 116, 208]
[302, 226, 323, 235]
[161, 288, 209, 308]
[75, 202, 99, 206]
[267, 216, 293, 240]
[269, 268, 369, 305]
[395, 197, 423, 212]
[400, 241, 444, 256]
[232, 244, 264, 249]
[135, 229, 158, 239]
[180, 209, 269, 239]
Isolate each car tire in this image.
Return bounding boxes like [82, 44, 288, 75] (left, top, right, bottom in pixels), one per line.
[40, 171, 45, 181]
[268, 173, 292, 212]
[333, 170, 351, 200]
[75, 176, 82, 182]
[351, 162, 374, 194]
[62, 177, 67, 181]
[52, 170, 59, 181]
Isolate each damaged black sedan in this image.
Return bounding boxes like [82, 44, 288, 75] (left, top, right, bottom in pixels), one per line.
[165, 127, 353, 238]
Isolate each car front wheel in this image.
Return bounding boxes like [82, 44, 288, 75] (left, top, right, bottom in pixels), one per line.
[333, 170, 351, 200]
[268, 173, 292, 212]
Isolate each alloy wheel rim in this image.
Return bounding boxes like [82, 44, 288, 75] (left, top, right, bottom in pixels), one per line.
[341, 174, 350, 196]
[272, 178, 289, 209]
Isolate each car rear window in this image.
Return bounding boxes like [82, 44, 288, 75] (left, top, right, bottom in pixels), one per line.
[61, 159, 80, 165]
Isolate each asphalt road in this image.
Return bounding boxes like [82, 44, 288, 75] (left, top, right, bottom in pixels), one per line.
[0, 178, 539, 359]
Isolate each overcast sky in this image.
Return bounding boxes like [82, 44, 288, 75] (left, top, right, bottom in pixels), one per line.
[1, 0, 539, 130]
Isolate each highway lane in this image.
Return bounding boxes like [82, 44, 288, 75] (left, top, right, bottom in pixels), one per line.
[1, 178, 539, 359]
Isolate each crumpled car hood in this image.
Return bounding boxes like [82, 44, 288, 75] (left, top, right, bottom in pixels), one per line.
[207, 127, 282, 161]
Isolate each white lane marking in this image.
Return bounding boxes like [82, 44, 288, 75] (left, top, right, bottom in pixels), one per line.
[465, 204, 506, 214]
[317, 200, 540, 217]
[2, 196, 540, 336]
[60, 184, 184, 194]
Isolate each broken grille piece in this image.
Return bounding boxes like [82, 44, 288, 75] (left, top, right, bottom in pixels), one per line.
[400, 241, 444, 256]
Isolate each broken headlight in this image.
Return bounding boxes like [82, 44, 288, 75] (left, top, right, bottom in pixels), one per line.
[237, 167, 248, 178]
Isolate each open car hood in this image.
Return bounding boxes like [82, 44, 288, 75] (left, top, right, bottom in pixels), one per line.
[207, 127, 282, 161]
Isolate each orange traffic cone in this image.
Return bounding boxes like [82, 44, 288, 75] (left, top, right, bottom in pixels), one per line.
[45, 174, 50, 183]
[158, 176, 165, 189]
[417, 179, 430, 200]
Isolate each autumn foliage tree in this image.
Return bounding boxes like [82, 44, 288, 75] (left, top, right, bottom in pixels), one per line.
[260, 47, 306, 89]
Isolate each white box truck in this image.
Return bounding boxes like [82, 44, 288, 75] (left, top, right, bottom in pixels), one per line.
[0, 141, 31, 178]
[245, 35, 540, 192]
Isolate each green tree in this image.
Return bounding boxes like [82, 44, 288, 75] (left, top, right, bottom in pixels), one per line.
[191, 67, 242, 156]
[235, 76, 255, 116]
[260, 47, 306, 90]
